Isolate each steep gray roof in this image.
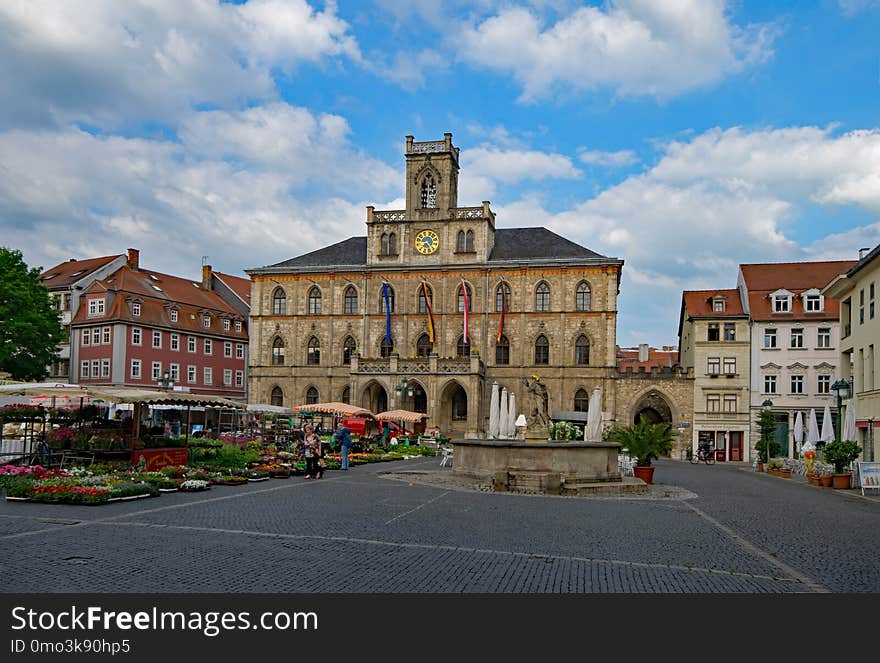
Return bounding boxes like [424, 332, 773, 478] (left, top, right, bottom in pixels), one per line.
[253, 227, 609, 271]
[489, 227, 608, 261]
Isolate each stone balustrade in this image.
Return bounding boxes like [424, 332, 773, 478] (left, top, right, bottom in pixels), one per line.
[351, 353, 483, 375]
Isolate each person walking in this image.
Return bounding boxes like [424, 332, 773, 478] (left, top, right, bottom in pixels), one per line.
[302, 425, 321, 479]
[336, 423, 353, 470]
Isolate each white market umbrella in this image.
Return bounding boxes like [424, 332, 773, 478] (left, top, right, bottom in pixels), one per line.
[842, 400, 857, 442]
[820, 404, 834, 444]
[506, 392, 516, 438]
[586, 388, 603, 442]
[488, 382, 500, 439]
[499, 387, 509, 439]
[806, 408, 820, 451]
[792, 411, 804, 455]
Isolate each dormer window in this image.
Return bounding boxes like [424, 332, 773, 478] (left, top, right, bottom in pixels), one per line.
[132, 302, 141, 316]
[234, 320, 242, 333]
[202, 315, 211, 328]
[223, 319, 230, 331]
[803, 290, 824, 313]
[772, 291, 792, 313]
[712, 297, 725, 312]
[170, 309, 178, 323]
[87, 298, 105, 316]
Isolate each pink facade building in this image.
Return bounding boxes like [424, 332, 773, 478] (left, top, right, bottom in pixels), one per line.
[69, 249, 250, 399]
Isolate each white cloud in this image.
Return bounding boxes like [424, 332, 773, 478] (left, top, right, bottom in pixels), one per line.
[579, 148, 639, 167]
[838, 0, 880, 16]
[461, 146, 581, 185]
[368, 48, 448, 88]
[0, 107, 402, 278]
[494, 124, 880, 345]
[0, 0, 359, 129]
[456, 0, 776, 101]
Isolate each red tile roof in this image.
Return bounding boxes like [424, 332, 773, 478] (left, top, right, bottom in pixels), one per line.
[616, 346, 679, 370]
[39, 255, 123, 288]
[740, 261, 856, 321]
[214, 271, 252, 306]
[681, 289, 746, 318]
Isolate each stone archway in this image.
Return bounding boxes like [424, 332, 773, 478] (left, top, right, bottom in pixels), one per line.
[438, 380, 468, 438]
[407, 379, 428, 414]
[360, 380, 388, 415]
[632, 389, 674, 425]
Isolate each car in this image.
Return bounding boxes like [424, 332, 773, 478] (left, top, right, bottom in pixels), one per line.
[341, 417, 407, 438]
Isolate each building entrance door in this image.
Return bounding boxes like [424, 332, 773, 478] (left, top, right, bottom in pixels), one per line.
[728, 431, 743, 461]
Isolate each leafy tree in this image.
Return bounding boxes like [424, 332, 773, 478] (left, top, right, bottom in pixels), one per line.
[0, 247, 65, 380]
[755, 409, 779, 463]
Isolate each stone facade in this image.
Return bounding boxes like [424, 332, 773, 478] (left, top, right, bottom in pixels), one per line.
[246, 133, 624, 438]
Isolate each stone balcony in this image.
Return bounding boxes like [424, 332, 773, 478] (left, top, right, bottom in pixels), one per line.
[351, 353, 484, 376]
[366, 202, 495, 225]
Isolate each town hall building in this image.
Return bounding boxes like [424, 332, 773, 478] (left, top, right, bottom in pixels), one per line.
[246, 133, 628, 438]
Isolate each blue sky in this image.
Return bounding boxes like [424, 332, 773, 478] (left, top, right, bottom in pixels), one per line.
[2, 0, 879, 346]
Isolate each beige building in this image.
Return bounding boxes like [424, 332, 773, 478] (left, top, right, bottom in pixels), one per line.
[678, 290, 751, 461]
[823, 245, 880, 461]
[246, 133, 624, 438]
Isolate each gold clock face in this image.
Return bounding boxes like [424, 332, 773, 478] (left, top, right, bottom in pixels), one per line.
[415, 229, 440, 255]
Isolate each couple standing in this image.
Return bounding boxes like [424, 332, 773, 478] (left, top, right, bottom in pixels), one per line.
[303, 423, 353, 478]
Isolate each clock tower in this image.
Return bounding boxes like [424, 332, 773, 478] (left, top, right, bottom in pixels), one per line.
[366, 132, 495, 266]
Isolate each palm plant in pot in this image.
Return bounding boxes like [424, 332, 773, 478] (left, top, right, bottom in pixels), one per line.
[605, 414, 674, 485]
[821, 440, 862, 489]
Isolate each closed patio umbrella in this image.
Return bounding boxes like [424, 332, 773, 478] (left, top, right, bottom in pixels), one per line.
[842, 400, 857, 442]
[792, 411, 804, 455]
[820, 404, 834, 444]
[499, 387, 509, 439]
[586, 388, 603, 442]
[489, 382, 500, 439]
[806, 408, 820, 450]
[506, 392, 517, 438]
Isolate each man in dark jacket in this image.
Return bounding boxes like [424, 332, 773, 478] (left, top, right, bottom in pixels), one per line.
[336, 423, 353, 470]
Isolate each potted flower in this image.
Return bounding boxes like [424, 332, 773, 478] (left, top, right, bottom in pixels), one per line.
[821, 440, 862, 489]
[605, 415, 674, 485]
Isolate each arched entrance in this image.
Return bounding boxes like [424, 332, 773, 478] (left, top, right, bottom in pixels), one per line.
[409, 380, 427, 414]
[439, 380, 468, 437]
[632, 390, 673, 425]
[361, 380, 388, 415]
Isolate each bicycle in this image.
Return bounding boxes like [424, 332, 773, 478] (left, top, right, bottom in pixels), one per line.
[690, 446, 716, 465]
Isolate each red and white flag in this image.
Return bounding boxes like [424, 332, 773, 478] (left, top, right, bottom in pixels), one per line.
[461, 278, 469, 342]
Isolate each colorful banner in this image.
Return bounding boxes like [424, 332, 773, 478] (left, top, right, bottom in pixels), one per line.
[461, 278, 469, 342]
[382, 281, 392, 343]
[421, 281, 435, 343]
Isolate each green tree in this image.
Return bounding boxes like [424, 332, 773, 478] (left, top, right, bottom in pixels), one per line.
[755, 409, 779, 463]
[0, 247, 65, 381]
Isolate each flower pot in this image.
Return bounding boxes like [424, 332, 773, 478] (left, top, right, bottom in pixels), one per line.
[779, 469, 791, 479]
[832, 473, 851, 490]
[633, 465, 655, 485]
[820, 475, 833, 488]
[808, 472, 820, 485]
[756, 462, 764, 473]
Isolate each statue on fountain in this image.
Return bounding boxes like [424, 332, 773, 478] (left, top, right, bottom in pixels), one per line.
[523, 375, 551, 441]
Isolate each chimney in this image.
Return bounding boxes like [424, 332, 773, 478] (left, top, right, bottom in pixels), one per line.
[638, 343, 649, 363]
[126, 248, 139, 271]
[859, 247, 871, 260]
[202, 264, 212, 291]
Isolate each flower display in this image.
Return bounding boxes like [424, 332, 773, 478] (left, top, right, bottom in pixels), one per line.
[179, 480, 209, 492]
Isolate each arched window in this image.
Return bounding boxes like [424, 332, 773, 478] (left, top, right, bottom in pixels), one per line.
[270, 386, 283, 407]
[388, 232, 397, 255]
[576, 282, 591, 311]
[381, 233, 389, 256]
[380, 285, 395, 313]
[575, 335, 590, 366]
[272, 287, 286, 315]
[307, 336, 321, 365]
[380, 338, 394, 358]
[465, 230, 474, 252]
[495, 334, 510, 365]
[535, 282, 550, 312]
[456, 230, 466, 252]
[495, 282, 511, 312]
[534, 335, 549, 365]
[341, 386, 351, 404]
[306, 386, 319, 404]
[342, 336, 356, 365]
[451, 386, 467, 420]
[421, 173, 436, 208]
[456, 335, 470, 357]
[271, 337, 285, 365]
[457, 282, 472, 312]
[574, 389, 589, 413]
[343, 286, 358, 314]
[418, 284, 433, 313]
[416, 333, 433, 357]
[308, 286, 322, 315]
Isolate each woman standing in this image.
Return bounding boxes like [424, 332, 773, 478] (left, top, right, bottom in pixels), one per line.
[302, 425, 321, 479]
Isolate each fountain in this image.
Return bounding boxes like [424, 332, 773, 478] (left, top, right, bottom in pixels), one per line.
[453, 376, 647, 495]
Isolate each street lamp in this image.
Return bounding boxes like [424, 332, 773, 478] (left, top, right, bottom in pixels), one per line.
[157, 370, 175, 392]
[394, 377, 414, 407]
[831, 379, 850, 443]
[762, 398, 773, 467]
